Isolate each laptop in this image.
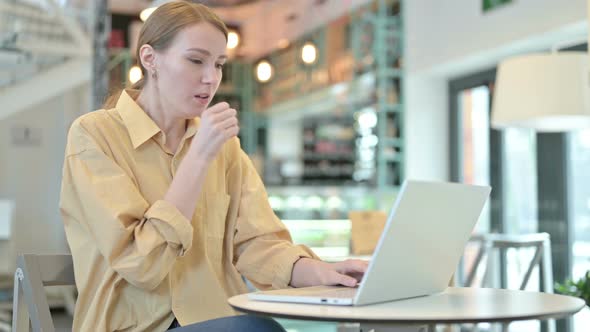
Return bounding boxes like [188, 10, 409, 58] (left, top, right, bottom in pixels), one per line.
[248, 180, 491, 306]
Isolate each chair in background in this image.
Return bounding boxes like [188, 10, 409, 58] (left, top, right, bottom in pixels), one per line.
[0, 200, 15, 332]
[0, 277, 12, 332]
[461, 232, 555, 332]
[0, 255, 13, 332]
[11, 254, 75, 332]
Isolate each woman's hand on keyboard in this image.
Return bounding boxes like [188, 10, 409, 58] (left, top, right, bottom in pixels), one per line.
[289, 258, 369, 288]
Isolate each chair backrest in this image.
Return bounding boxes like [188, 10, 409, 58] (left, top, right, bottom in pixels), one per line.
[462, 232, 553, 292]
[12, 254, 75, 332]
[459, 233, 556, 332]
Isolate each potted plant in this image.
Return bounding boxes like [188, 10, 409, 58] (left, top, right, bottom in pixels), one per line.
[555, 271, 590, 307]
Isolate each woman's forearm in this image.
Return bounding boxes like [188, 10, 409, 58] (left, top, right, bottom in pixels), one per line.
[164, 146, 212, 220]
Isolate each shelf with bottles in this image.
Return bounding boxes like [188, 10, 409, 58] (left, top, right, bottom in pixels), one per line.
[383, 111, 401, 139]
[255, 29, 327, 109]
[376, 76, 402, 104]
[261, 71, 377, 123]
[349, 2, 373, 76]
[350, 1, 402, 76]
[252, 0, 404, 190]
[301, 115, 357, 184]
[378, 161, 402, 187]
[218, 61, 248, 92]
[260, 97, 383, 187]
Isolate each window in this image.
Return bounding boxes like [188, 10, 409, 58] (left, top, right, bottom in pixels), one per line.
[569, 129, 590, 280]
[451, 71, 540, 332]
[458, 85, 491, 233]
[503, 128, 538, 235]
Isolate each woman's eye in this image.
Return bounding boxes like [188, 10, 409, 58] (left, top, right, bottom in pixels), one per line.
[189, 59, 203, 64]
[216, 63, 224, 69]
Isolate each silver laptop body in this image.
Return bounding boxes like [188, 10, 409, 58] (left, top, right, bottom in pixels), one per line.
[247, 180, 491, 306]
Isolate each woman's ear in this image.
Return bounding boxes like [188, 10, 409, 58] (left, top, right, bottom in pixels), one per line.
[138, 44, 157, 74]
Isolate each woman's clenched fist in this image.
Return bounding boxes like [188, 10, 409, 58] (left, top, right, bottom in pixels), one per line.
[192, 102, 239, 161]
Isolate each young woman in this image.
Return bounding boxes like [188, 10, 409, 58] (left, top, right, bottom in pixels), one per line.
[60, 1, 367, 331]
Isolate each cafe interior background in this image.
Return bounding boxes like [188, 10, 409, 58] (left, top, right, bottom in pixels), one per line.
[0, 0, 590, 331]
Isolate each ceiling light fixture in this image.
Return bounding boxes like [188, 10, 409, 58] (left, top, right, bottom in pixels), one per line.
[227, 29, 240, 49]
[492, 52, 590, 132]
[128, 65, 143, 84]
[301, 41, 317, 64]
[256, 60, 273, 83]
[139, 6, 157, 22]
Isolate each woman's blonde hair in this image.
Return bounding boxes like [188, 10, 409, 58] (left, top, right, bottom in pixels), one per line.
[103, 1, 228, 109]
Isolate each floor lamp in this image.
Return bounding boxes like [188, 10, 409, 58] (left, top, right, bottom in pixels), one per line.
[491, 52, 590, 332]
[492, 52, 590, 131]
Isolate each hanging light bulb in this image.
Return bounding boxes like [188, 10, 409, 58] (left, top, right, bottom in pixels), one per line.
[256, 60, 273, 83]
[128, 65, 143, 84]
[140, 7, 157, 22]
[139, 0, 170, 21]
[227, 30, 240, 49]
[301, 41, 317, 64]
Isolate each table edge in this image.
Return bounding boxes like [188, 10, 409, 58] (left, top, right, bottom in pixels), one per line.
[229, 301, 586, 324]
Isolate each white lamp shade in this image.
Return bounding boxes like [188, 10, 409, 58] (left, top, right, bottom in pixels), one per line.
[492, 52, 590, 132]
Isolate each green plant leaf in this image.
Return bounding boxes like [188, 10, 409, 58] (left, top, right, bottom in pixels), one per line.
[557, 270, 590, 307]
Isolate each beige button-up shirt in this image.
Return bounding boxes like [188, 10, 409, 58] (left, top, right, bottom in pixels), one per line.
[59, 90, 316, 332]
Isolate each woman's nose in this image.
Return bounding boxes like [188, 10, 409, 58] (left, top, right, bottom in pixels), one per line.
[201, 66, 219, 84]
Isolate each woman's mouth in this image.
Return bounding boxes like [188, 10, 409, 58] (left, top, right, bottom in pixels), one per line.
[194, 94, 210, 105]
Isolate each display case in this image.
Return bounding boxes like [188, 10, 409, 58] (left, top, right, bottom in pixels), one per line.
[302, 115, 357, 184]
[253, 0, 404, 191]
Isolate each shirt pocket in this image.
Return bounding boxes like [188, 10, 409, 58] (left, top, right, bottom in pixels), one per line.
[204, 192, 231, 266]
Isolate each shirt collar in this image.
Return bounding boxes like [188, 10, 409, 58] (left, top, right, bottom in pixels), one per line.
[184, 117, 200, 141]
[117, 89, 162, 149]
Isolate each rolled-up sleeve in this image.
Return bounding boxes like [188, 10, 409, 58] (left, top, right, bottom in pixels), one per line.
[144, 200, 194, 255]
[231, 150, 318, 290]
[60, 125, 193, 291]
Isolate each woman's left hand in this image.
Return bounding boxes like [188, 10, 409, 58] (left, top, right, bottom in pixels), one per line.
[289, 258, 369, 288]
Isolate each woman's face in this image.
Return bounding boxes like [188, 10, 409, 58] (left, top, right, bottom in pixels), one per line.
[155, 22, 227, 118]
